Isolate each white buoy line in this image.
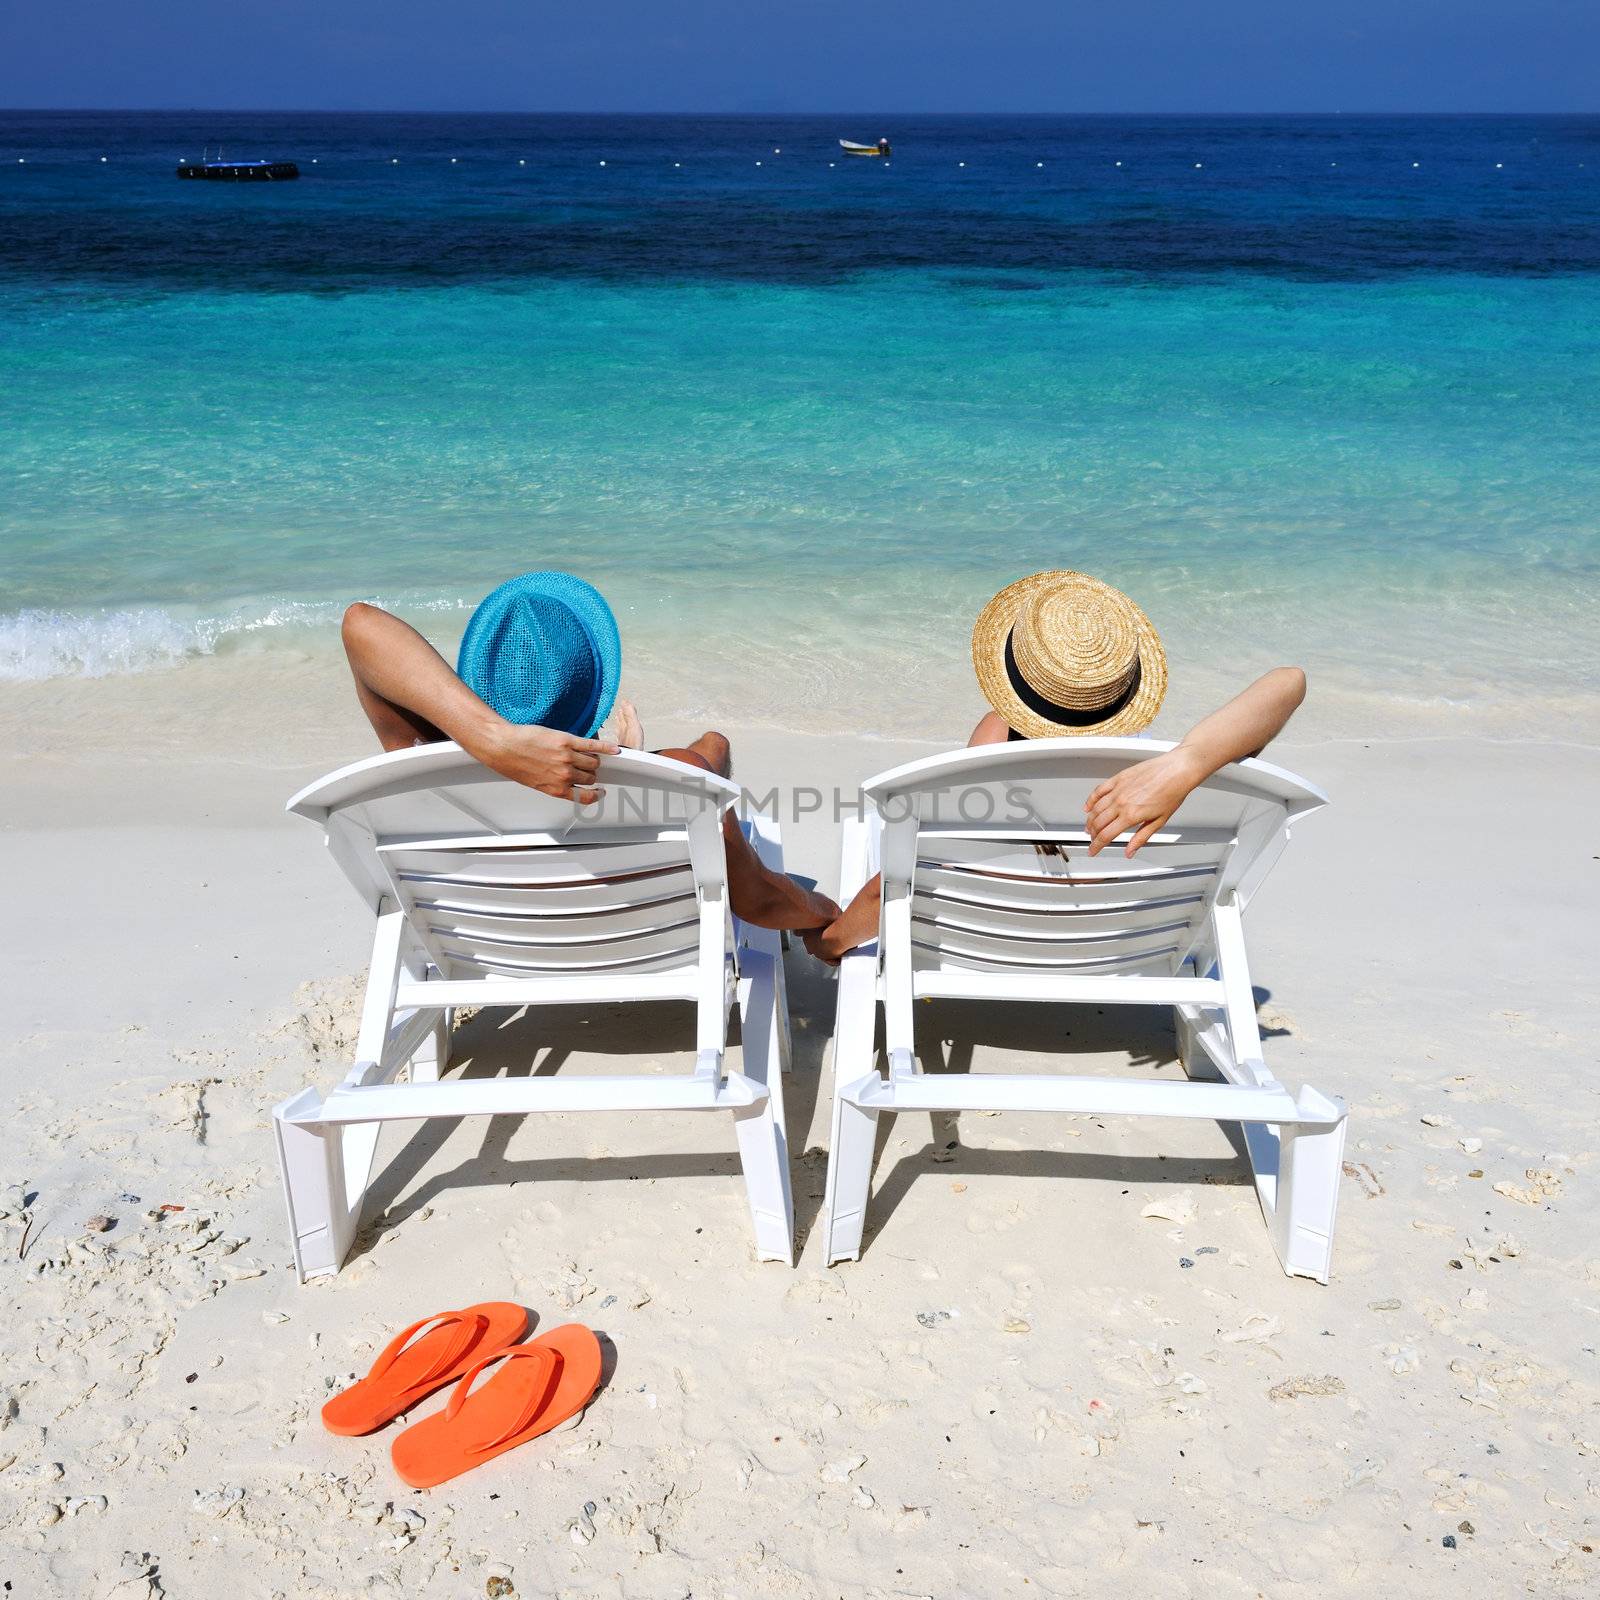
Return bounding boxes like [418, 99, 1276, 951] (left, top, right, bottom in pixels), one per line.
[374, 156, 1536, 174]
[6, 153, 1564, 174]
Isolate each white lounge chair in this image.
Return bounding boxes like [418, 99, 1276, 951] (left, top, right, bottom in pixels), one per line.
[820, 737, 1347, 1282]
[273, 744, 794, 1281]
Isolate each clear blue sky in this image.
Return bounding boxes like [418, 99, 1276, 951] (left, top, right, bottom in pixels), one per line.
[5, 0, 1596, 112]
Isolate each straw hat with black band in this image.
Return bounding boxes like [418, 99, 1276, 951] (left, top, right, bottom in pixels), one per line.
[971, 570, 1168, 739]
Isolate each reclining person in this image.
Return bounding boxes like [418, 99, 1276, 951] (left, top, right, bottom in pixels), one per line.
[804, 569, 1307, 963]
[340, 571, 840, 936]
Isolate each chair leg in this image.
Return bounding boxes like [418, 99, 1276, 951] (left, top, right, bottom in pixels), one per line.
[820, 814, 881, 1263]
[409, 1008, 450, 1084]
[738, 950, 789, 1147]
[732, 949, 794, 1263]
[822, 1092, 879, 1263]
[1174, 1002, 1225, 1082]
[273, 1088, 371, 1282]
[732, 1099, 795, 1264]
[1264, 1100, 1348, 1285]
[771, 944, 794, 1074]
[743, 815, 794, 1073]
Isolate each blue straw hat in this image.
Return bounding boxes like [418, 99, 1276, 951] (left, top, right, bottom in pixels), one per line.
[456, 572, 621, 738]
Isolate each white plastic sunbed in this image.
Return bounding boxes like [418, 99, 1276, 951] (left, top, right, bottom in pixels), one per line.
[273, 744, 794, 1281]
[819, 738, 1347, 1282]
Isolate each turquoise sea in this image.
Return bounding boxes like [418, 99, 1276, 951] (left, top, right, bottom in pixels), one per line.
[3, 112, 1599, 734]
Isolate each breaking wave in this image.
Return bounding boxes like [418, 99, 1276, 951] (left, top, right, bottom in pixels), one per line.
[0, 595, 472, 681]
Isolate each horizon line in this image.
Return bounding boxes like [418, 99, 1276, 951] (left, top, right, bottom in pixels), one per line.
[4, 106, 1598, 118]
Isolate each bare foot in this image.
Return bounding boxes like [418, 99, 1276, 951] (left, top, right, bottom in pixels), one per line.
[612, 698, 645, 749]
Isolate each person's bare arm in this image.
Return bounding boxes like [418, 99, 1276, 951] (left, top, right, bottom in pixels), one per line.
[342, 602, 618, 803]
[1084, 666, 1307, 857]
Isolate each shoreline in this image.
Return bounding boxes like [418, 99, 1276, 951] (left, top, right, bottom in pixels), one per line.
[6, 623, 1600, 762]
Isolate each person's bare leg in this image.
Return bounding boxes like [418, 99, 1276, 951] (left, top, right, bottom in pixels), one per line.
[805, 710, 1011, 963]
[676, 729, 733, 777]
[611, 698, 645, 749]
[656, 732, 840, 933]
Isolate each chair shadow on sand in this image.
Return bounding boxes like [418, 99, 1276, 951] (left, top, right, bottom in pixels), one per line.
[345, 954, 1288, 1267]
[848, 984, 1291, 1259]
[347, 963, 835, 1265]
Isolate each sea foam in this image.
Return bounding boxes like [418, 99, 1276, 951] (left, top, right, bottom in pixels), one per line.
[0, 607, 208, 680]
[0, 597, 470, 682]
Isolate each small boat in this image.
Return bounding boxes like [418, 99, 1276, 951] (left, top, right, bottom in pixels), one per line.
[177, 147, 299, 181]
[840, 138, 891, 159]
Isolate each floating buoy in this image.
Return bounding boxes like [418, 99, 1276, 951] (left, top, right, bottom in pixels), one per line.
[1036, 161, 1043, 168]
[958, 161, 965, 167]
[311, 158, 318, 164]
[1194, 162, 1202, 169]
[756, 160, 762, 166]
[100, 156, 107, 163]
[1114, 160, 1122, 167]
[599, 159, 607, 166]
[828, 161, 835, 167]
[519, 158, 526, 165]
[1412, 161, 1420, 168]
[391, 158, 398, 164]
[773, 148, 780, 154]
[674, 161, 681, 167]
[1495, 162, 1503, 169]
[450, 157, 458, 164]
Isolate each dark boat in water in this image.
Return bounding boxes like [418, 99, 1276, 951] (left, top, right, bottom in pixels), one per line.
[177, 149, 299, 181]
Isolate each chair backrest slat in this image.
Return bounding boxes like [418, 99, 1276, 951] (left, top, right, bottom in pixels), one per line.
[863, 738, 1325, 993]
[912, 932, 1186, 972]
[289, 745, 739, 986]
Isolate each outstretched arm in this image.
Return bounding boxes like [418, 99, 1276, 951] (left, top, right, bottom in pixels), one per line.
[341, 602, 618, 803]
[1084, 666, 1307, 856]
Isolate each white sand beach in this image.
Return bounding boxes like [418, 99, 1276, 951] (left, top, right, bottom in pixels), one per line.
[2, 664, 1598, 1599]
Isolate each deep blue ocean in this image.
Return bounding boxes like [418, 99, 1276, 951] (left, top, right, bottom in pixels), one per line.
[3, 111, 1598, 731]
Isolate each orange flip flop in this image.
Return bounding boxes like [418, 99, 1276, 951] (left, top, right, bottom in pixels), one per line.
[390, 1323, 604, 1489]
[321, 1302, 529, 1436]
